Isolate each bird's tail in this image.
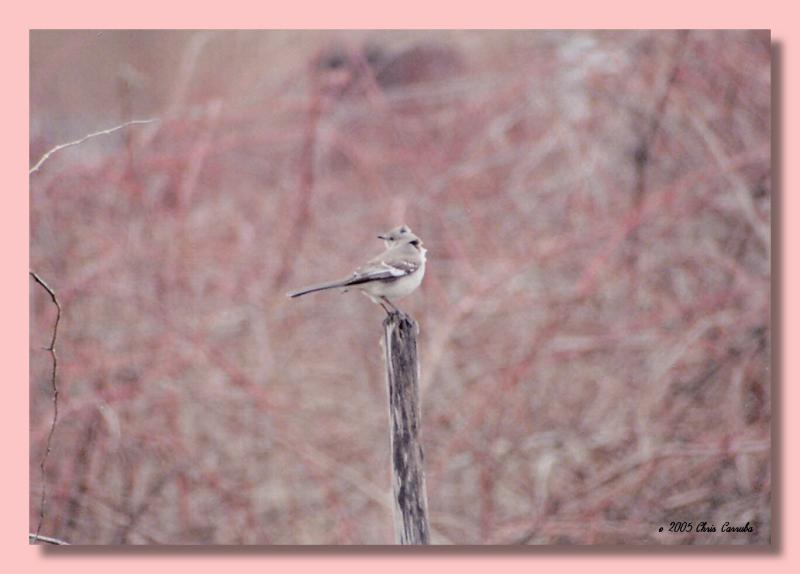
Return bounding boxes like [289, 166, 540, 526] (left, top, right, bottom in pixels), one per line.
[287, 278, 351, 298]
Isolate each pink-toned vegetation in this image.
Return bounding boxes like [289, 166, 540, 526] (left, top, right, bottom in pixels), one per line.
[30, 30, 771, 545]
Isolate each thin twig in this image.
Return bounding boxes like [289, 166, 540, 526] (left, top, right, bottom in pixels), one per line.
[29, 270, 62, 542]
[29, 118, 153, 541]
[29, 118, 158, 175]
[29, 533, 70, 545]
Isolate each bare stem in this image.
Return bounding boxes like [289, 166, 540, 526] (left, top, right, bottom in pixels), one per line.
[29, 533, 69, 546]
[29, 118, 158, 176]
[29, 270, 62, 542]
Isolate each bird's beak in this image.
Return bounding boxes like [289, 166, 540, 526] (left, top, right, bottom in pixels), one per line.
[377, 235, 388, 240]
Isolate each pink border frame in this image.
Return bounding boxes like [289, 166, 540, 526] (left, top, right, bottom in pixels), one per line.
[7, 1, 797, 571]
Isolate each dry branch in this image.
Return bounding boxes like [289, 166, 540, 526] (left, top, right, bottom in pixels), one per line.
[29, 118, 158, 175]
[29, 270, 61, 542]
[28, 533, 70, 545]
[28, 117, 154, 543]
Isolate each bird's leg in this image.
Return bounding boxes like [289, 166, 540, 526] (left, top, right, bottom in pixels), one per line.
[381, 297, 400, 314]
[366, 292, 396, 315]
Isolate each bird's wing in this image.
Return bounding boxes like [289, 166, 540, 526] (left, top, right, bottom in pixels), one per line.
[346, 257, 419, 285]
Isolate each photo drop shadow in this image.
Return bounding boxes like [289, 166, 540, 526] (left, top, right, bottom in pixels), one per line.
[36, 38, 783, 559]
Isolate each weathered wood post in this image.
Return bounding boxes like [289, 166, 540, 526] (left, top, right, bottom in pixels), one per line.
[382, 310, 430, 544]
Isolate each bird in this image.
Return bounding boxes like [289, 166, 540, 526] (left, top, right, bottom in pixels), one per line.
[287, 225, 426, 313]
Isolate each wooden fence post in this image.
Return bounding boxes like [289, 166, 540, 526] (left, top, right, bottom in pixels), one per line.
[382, 311, 430, 545]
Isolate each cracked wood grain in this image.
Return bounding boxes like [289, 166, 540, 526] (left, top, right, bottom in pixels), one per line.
[382, 311, 430, 544]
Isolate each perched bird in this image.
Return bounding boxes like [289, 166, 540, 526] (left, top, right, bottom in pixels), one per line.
[287, 225, 426, 313]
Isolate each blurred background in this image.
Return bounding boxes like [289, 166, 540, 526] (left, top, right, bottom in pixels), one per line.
[29, 30, 771, 545]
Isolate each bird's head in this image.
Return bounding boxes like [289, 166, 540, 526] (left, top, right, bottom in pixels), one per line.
[378, 225, 422, 248]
